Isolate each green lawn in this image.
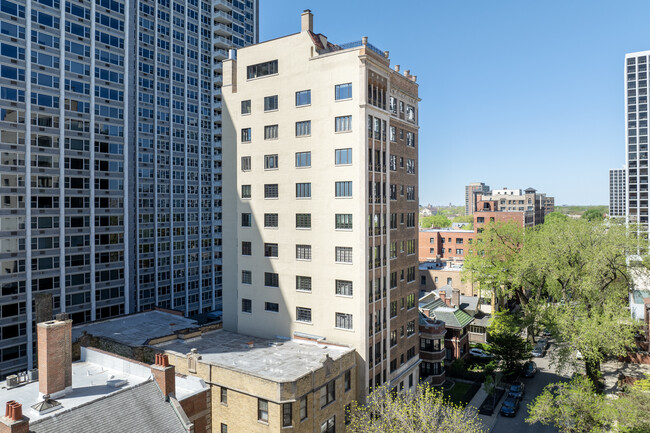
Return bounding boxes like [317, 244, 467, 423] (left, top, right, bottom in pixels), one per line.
[444, 381, 472, 405]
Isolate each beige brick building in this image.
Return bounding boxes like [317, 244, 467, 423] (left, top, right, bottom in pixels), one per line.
[222, 11, 421, 399]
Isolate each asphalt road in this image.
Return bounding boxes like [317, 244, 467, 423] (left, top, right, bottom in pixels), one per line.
[490, 350, 568, 433]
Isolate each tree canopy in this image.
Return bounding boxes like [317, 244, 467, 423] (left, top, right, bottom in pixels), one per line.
[487, 310, 531, 372]
[420, 214, 452, 229]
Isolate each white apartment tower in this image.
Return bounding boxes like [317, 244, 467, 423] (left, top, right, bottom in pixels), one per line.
[626, 51, 649, 230]
[222, 11, 421, 396]
[609, 167, 625, 217]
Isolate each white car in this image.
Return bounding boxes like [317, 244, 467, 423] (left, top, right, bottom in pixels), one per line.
[532, 343, 545, 357]
[469, 348, 493, 358]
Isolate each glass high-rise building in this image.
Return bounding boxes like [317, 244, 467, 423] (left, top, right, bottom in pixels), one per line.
[0, 0, 257, 377]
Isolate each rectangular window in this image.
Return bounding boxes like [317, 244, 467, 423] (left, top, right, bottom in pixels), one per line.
[221, 423, 228, 433]
[300, 396, 308, 420]
[335, 115, 352, 132]
[335, 214, 352, 230]
[264, 213, 278, 228]
[264, 95, 278, 111]
[296, 183, 311, 198]
[344, 370, 351, 391]
[336, 312, 353, 329]
[247, 60, 277, 79]
[241, 242, 251, 256]
[335, 247, 352, 263]
[264, 184, 278, 198]
[321, 417, 335, 433]
[240, 156, 251, 171]
[241, 128, 251, 142]
[264, 124, 278, 140]
[264, 243, 278, 257]
[336, 280, 353, 297]
[264, 154, 278, 169]
[282, 402, 292, 427]
[265, 272, 279, 287]
[295, 120, 311, 136]
[221, 387, 228, 404]
[241, 185, 251, 199]
[335, 148, 352, 165]
[295, 90, 311, 106]
[265, 302, 279, 313]
[241, 99, 251, 114]
[296, 275, 312, 292]
[296, 307, 312, 323]
[296, 244, 312, 260]
[241, 270, 252, 284]
[320, 381, 336, 408]
[296, 213, 311, 228]
[295, 151, 311, 167]
[242, 298, 252, 313]
[389, 126, 396, 142]
[335, 83, 352, 100]
[335, 181, 352, 197]
[241, 213, 251, 227]
[258, 399, 269, 422]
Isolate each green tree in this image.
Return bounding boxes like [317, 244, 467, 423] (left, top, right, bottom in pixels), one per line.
[544, 211, 568, 224]
[420, 214, 452, 229]
[348, 384, 486, 433]
[487, 310, 531, 373]
[582, 208, 604, 221]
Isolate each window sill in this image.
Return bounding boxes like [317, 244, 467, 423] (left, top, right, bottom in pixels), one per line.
[335, 97, 352, 102]
[335, 294, 353, 299]
[335, 228, 353, 232]
[335, 326, 354, 332]
[296, 197, 311, 200]
[264, 109, 278, 113]
[335, 196, 353, 199]
[335, 130, 352, 134]
[296, 134, 311, 138]
[296, 227, 311, 230]
[265, 310, 279, 314]
[247, 73, 279, 82]
[296, 103, 311, 108]
[335, 261, 353, 265]
[263, 168, 279, 171]
[295, 166, 311, 169]
[296, 320, 313, 325]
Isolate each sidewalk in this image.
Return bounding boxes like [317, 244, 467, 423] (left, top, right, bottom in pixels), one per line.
[467, 385, 506, 432]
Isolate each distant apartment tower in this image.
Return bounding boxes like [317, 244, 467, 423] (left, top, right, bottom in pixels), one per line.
[464, 182, 489, 215]
[610, 167, 626, 217]
[222, 11, 421, 396]
[0, 0, 257, 377]
[626, 51, 650, 228]
[474, 187, 552, 227]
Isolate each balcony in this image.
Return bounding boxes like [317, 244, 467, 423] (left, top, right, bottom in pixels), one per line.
[213, 23, 231, 37]
[213, 0, 232, 12]
[213, 35, 230, 49]
[213, 10, 231, 24]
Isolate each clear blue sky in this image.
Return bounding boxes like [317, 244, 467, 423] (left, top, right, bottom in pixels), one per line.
[259, 1, 648, 206]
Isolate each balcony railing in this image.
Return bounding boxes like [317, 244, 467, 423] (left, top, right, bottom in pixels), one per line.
[337, 40, 385, 57]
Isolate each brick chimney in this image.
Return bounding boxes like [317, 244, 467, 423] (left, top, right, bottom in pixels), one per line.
[301, 9, 313, 32]
[37, 314, 72, 399]
[152, 354, 175, 400]
[452, 289, 461, 308]
[0, 401, 29, 433]
[439, 291, 450, 306]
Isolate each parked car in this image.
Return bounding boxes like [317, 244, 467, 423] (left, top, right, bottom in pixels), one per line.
[532, 343, 545, 357]
[508, 381, 525, 399]
[538, 337, 549, 349]
[500, 396, 520, 417]
[523, 361, 537, 378]
[469, 348, 493, 358]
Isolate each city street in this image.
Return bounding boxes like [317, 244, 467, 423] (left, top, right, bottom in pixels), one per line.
[490, 350, 568, 433]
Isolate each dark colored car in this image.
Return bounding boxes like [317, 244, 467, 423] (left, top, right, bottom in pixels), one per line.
[508, 381, 525, 399]
[523, 361, 537, 378]
[500, 396, 520, 417]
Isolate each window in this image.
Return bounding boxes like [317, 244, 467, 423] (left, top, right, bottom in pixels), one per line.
[264, 124, 278, 140]
[336, 313, 353, 329]
[258, 399, 269, 422]
[335, 214, 352, 230]
[300, 396, 308, 421]
[447, 277, 452, 285]
[282, 402, 292, 427]
[296, 213, 311, 228]
[406, 131, 415, 147]
[241, 100, 251, 114]
[296, 307, 312, 322]
[406, 294, 415, 309]
[247, 60, 277, 79]
[344, 370, 351, 391]
[477, 217, 484, 223]
[406, 186, 415, 201]
[335, 247, 352, 263]
[295, 120, 311, 136]
[335, 83, 352, 100]
[240, 156, 251, 171]
[221, 423, 228, 433]
[265, 302, 279, 313]
[241, 184, 251, 199]
[406, 105, 415, 122]
[336, 280, 353, 296]
[220, 387, 228, 404]
[335, 115, 352, 132]
[264, 154, 278, 169]
[264, 95, 278, 111]
[320, 380, 336, 408]
[321, 417, 335, 433]
[264, 213, 278, 228]
[264, 243, 278, 257]
[296, 244, 312, 260]
[265, 272, 279, 287]
[242, 270, 252, 284]
[241, 242, 251, 255]
[406, 320, 415, 336]
[241, 128, 251, 142]
[242, 298, 252, 313]
[335, 148, 352, 165]
[335, 181, 352, 197]
[296, 183, 311, 198]
[241, 213, 251, 227]
[389, 126, 396, 142]
[295, 151, 311, 167]
[264, 184, 278, 198]
[296, 276, 312, 292]
[406, 159, 415, 174]
[296, 90, 311, 106]
[456, 249, 464, 255]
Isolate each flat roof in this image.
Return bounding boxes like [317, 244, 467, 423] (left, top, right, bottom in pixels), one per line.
[419, 262, 464, 271]
[419, 229, 474, 233]
[154, 329, 353, 383]
[72, 310, 198, 346]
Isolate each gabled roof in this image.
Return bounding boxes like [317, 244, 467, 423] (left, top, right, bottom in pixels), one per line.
[30, 381, 186, 433]
[429, 307, 474, 329]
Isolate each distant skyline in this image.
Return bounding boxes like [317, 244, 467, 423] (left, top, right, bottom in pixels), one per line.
[259, 0, 647, 205]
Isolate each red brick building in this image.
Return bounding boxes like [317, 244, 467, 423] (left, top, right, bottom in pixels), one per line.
[419, 229, 475, 262]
